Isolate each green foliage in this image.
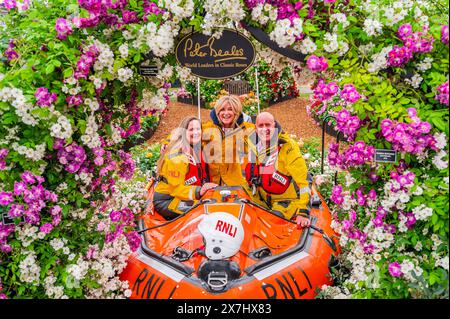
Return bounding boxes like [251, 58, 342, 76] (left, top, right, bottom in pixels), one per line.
[129, 143, 161, 177]
[293, 0, 449, 299]
[0, 0, 448, 300]
[185, 79, 223, 106]
[200, 80, 223, 104]
[182, 60, 299, 108]
[0, 0, 164, 299]
[127, 114, 160, 145]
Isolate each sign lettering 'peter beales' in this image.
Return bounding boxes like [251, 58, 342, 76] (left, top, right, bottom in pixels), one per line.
[175, 29, 256, 80]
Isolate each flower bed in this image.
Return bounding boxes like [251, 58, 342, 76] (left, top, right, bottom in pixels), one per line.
[183, 80, 223, 108]
[268, 93, 297, 105]
[176, 96, 207, 108]
[176, 96, 194, 105]
[177, 60, 300, 108]
[123, 114, 161, 151]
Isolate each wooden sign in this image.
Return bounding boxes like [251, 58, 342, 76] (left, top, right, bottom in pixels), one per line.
[374, 149, 397, 163]
[176, 29, 256, 80]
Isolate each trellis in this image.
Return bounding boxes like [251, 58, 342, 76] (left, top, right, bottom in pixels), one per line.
[222, 80, 252, 96]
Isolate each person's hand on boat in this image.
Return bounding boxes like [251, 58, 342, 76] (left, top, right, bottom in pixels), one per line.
[295, 215, 311, 228]
[200, 183, 218, 196]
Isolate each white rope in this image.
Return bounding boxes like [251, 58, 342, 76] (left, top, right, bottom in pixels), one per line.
[197, 77, 201, 120]
[255, 68, 260, 114]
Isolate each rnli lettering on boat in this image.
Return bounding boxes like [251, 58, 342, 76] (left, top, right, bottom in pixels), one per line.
[132, 268, 177, 299]
[260, 266, 312, 299]
[272, 172, 288, 185]
[215, 220, 237, 238]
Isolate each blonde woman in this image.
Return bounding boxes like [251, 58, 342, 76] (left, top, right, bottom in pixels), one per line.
[154, 116, 217, 220]
[202, 94, 255, 186]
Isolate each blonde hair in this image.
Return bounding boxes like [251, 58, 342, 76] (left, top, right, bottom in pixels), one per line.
[214, 95, 243, 127]
[156, 116, 200, 175]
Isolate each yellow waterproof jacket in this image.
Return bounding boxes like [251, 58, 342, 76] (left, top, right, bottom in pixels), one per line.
[154, 150, 201, 201]
[248, 132, 310, 220]
[202, 111, 255, 186]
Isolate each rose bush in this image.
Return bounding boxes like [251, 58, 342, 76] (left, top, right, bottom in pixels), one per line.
[130, 142, 160, 178]
[184, 79, 223, 107]
[278, 0, 449, 298]
[0, 0, 171, 298]
[125, 112, 160, 147]
[243, 60, 300, 104]
[0, 0, 448, 299]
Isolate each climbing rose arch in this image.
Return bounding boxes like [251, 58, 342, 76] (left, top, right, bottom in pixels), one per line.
[0, 0, 448, 299]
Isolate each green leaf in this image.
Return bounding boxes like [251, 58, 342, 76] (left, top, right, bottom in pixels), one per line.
[77, 119, 87, 134]
[430, 117, 448, 133]
[0, 102, 10, 111]
[63, 68, 73, 78]
[45, 64, 55, 74]
[2, 113, 17, 124]
[398, 98, 410, 105]
[45, 135, 54, 151]
[105, 124, 112, 136]
[364, 103, 374, 111]
[429, 273, 437, 285]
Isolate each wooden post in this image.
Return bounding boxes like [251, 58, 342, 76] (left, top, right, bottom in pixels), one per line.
[255, 68, 261, 114]
[197, 77, 201, 120]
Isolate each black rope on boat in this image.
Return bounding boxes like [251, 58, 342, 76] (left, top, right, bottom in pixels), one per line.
[309, 225, 337, 252]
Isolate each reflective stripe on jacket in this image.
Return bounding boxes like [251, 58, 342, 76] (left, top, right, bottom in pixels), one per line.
[245, 145, 293, 195]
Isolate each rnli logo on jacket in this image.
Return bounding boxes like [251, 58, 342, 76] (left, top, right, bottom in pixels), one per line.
[168, 170, 180, 178]
[272, 172, 288, 185]
[215, 220, 237, 238]
[184, 176, 198, 185]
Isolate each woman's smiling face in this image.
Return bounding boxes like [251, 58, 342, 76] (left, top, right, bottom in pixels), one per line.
[218, 103, 236, 128]
[186, 119, 201, 145]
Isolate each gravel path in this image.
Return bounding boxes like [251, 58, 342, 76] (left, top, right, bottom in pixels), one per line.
[147, 97, 336, 147]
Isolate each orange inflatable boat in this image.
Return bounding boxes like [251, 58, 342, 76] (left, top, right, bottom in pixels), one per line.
[120, 180, 340, 299]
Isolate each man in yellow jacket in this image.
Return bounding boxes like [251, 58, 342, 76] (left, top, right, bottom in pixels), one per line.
[244, 112, 311, 228]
